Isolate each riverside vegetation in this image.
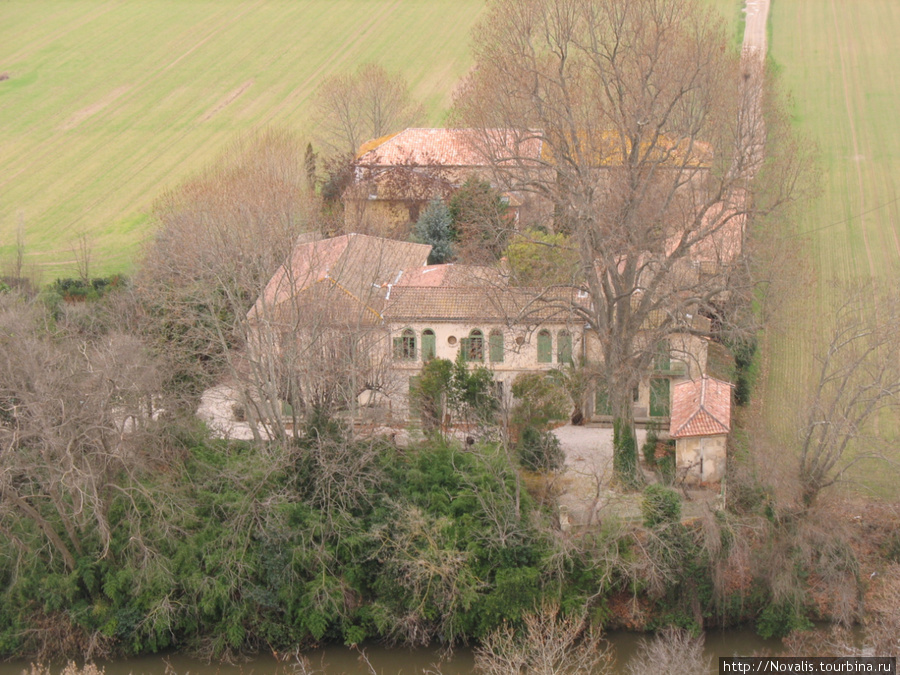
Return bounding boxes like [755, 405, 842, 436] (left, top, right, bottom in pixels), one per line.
[0, 278, 898, 664]
[3, 0, 900, 665]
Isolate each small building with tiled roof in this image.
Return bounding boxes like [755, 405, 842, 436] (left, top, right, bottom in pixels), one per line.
[345, 128, 547, 235]
[669, 376, 733, 484]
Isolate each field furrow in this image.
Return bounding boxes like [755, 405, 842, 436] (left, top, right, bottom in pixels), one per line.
[764, 0, 900, 497]
[0, 1, 485, 273]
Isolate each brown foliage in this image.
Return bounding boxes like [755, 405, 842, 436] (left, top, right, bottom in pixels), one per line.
[314, 63, 424, 157]
[474, 603, 614, 675]
[0, 295, 169, 572]
[626, 628, 711, 675]
[136, 128, 332, 439]
[453, 0, 808, 432]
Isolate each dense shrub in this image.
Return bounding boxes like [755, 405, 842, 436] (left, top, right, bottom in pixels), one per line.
[517, 426, 564, 472]
[414, 199, 454, 264]
[641, 485, 682, 528]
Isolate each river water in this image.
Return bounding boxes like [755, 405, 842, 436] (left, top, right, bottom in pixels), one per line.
[0, 628, 785, 675]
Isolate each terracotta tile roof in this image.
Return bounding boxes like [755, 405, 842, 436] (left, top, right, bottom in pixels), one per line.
[286, 278, 385, 326]
[688, 191, 747, 264]
[384, 286, 582, 323]
[356, 128, 543, 167]
[669, 377, 733, 438]
[250, 234, 430, 320]
[392, 264, 502, 288]
[660, 191, 746, 264]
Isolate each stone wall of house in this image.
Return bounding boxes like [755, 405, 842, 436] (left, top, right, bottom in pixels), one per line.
[387, 320, 582, 415]
[582, 331, 709, 422]
[343, 199, 418, 239]
[675, 434, 727, 484]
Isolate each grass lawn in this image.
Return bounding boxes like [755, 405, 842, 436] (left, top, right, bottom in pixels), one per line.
[0, 1, 485, 276]
[763, 0, 900, 498]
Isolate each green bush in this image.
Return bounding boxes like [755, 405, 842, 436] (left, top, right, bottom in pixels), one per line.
[414, 198, 454, 264]
[517, 426, 564, 472]
[510, 372, 569, 431]
[641, 427, 659, 467]
[641, 484, 682, 528]
[657, 451, 676, 485]
[756, 602, 812, 639]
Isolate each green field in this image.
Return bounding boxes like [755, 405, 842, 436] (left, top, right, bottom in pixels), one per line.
[0, 0, 741, 278]
[0, 1, 485, 276]
[764, 0, 900, 497]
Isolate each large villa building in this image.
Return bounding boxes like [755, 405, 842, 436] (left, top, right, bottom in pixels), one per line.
[241, 126, 741, 483]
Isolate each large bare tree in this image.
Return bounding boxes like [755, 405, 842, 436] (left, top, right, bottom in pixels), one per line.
[314, 63, 425, 158]
[0, 296, 167, 573]
[453, 0, 805, 478]
[139, 132, 422, 442]
[795, 284, 900, 507]
[137, 129, 322, 441]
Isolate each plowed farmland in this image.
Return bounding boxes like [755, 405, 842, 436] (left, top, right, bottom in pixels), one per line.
[0, 1, 485, 274]
[764, 0, 900, 497]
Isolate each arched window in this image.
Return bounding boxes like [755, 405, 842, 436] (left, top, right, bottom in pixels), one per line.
[462, 329, 484, 362]
[537, 329, 552, 363]
[489, 330, 504, 363]
[557, 330, 573, 365]
[422, 329, 436, 361]
[393, 328, 416, 361]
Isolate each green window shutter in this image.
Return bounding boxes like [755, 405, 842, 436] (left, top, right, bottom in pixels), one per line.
[537, 331, 552, 363]
[422, 331, 436, 361]
[460, 338, 470, 363]
[595, 386, 611, 415]
[650, 377, 671, 417]
[392, 337, 403, 359]
[557, 332, 573, 364]
[653, 341, 670, 371]
[489, 332, 504, 362]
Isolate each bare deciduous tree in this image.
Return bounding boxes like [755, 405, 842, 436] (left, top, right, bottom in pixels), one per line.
[453, 0, 807, 478]
[474, 603, 614, 675]
[314, 63, 425, 158]
[0, 296, 167, 574]
[73, 231, 93, 284]
[626, 627, 711, 675]
[136, 128, 324, 441]
[795, 283, 900, 507]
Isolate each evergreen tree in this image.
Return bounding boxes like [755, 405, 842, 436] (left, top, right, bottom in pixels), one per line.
[414, 198, 454, 264]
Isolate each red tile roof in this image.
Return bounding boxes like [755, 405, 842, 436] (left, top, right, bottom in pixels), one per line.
[384, 286, 583, 323]
[669, 377, 733, 438]
[356, 128, 543, 167]
[250, 234, 430, 321]
[392, 263, 501, 288]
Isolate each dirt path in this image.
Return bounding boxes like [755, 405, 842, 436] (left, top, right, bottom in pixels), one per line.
[742, 0, 770, 57]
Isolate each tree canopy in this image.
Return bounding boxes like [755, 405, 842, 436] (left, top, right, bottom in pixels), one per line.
[454, 0, 806, 477]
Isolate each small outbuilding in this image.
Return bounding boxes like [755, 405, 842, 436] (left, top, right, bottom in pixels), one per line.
[669, 376, 733, 484]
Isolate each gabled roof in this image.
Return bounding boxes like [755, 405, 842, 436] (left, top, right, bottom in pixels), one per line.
[384, 286, 583, 324]
[669, 376, 733, 438]
[392, 263, 502, 289]
[250, 234, 430, 322]
[355, 128, 543, 167]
